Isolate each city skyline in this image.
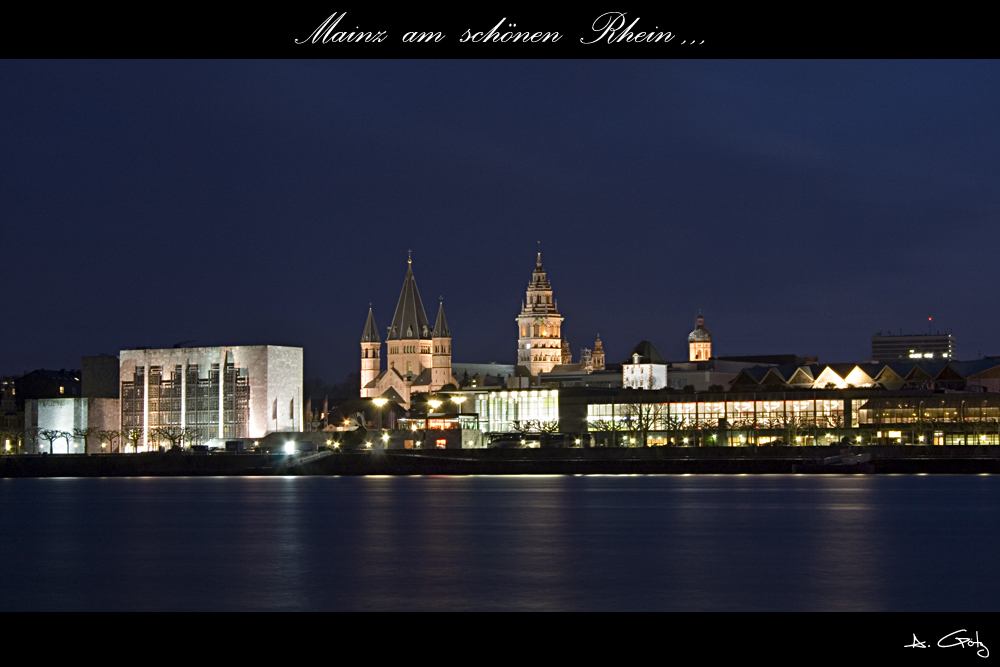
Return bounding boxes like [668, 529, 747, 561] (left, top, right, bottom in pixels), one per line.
[3, 60, 998, 382]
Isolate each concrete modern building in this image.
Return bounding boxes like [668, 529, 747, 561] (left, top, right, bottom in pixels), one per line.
[871, 332, 954, 362]
[119, 345, 303, 448]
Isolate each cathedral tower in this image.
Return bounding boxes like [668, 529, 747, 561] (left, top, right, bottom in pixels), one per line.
[431, 299, 453, 388]
[688, 313, 712, 361]
[386, 256, 433, 379]
[516, 253, 564, 376]
[592, 335, 605, 371]
[360, 307, 381, 398]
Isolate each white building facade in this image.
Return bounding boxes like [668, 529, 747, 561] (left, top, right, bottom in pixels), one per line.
[119, 345, 303, 448]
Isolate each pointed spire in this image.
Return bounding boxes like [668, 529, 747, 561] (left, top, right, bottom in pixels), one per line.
[432, 299, 450, 338]
[536, 251, 542, 268]
[361, 307, 380, 343]
[387, 255, 430, 340]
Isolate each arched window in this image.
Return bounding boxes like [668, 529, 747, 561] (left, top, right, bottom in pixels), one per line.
[533, 324, 540, 337]
[541, 326, 547, 337]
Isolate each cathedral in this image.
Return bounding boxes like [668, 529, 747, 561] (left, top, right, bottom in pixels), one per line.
[515, 253, 603, 376]
[515, 253, 565, 375]
[360, 256, 457, 408]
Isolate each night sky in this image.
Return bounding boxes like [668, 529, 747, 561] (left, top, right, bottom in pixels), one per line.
[3, 60, 999, 383]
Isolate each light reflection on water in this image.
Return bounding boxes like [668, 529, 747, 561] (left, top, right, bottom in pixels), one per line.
[1, 475, 998, 611]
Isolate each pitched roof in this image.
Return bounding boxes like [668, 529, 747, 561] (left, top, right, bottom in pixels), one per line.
[387, 261, 431, 341]
[624, 341, 666, 365]
[361, 307, 380, 343]
[432, 301, 450, 338]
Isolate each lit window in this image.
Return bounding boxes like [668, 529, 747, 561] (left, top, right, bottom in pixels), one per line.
[59, 386, 64, 395]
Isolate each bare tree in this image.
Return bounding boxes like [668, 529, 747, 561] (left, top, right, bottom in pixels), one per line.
[38, 429, 71, 454]
[153, 426, 200, 450]
[621, 401, 661, 447]
[97, 429, 120, 454]
[538, 420, 559, 434]
[73, 427, 99, 454]
[122, 427, 144, 453]
[21, 427, 38, 454]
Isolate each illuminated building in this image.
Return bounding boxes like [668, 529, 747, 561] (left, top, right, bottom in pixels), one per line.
[119, 345, 303, 449]
[871, 332, 954, 362]
[516, 253, 564, 376]
[688, 313, 712, 361]
[360, 255, 457, 408]
[622, 341, 668, 390]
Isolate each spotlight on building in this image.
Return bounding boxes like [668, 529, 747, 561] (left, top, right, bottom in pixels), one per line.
[283, 442, 296, 454]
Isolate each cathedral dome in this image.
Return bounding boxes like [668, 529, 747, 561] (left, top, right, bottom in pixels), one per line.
[688, 315, 712, 343]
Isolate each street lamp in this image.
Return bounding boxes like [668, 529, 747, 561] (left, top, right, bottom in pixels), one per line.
[372, 397, 389, 433]
[428, 399, 442, 412]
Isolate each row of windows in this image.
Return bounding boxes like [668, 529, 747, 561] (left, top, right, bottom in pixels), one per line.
[520, 324, 560, 338]
[388, 345, 449, 354]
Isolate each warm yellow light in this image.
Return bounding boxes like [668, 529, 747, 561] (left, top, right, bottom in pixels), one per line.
[382, 434, 389, 441]
[428, 399, 442, 410]
[253, 440, 259, 446]
[372, 397, 388, 408]
[365, 442, 372, 448]
[326, 439, 332, 445]
[452, 396, 466, 405]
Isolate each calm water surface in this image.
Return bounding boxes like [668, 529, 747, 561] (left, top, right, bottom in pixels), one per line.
[1, 475, 997, 611]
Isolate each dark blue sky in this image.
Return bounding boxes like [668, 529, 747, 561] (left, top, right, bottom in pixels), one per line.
[3, 60, 998, 382]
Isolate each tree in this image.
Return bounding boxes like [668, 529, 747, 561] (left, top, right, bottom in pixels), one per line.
[621, 401, 661, 447]
[21, 427, 38, 454]
[153, 426, 200, 450]
[123, 428, 144, 453]
[73, 427, 99, 454]
[588, 417, 626, 447]
[97, 429, 120, 454]
[38, 429, 71, 455]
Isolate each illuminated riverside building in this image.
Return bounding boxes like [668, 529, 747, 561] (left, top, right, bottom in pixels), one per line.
[470, 384, 1000, 447]
[360, 255, 457, 409]
[516, 253, 565, 376]
[119, 345, 303, 449]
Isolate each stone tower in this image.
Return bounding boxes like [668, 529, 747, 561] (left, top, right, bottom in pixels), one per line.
[360, 306, 381, 398]
[592, 335, 605, 371]
[431, 299, 453, 388]
[386, 256, 433, 379]
[688, 313, 712, 361]
[516, 253, 564, 376]
[561, 339, 572, 365]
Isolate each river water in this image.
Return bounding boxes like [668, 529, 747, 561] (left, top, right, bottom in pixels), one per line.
[1, 475, 997, 611]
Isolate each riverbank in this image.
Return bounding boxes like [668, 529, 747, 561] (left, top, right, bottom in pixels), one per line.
[3, 445, 1000, 476]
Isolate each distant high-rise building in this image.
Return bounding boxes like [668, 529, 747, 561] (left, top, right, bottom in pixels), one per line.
[871, 332, 954, 362]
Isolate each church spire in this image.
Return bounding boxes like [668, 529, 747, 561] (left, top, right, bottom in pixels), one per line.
[432, 299, 450, 338]
[387, 256, 431, 340]
[361, 306, 380, 343]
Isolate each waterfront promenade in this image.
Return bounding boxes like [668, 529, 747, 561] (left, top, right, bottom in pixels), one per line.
[3, 446, 1000, 476]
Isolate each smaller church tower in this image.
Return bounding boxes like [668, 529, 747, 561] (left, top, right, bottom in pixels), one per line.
[592, 335, 605, 371]
[561, 339, 572, 365]
[431, 299, 453, 388]
[688, 313, 712, 361]
[360, 306, 381, 398]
